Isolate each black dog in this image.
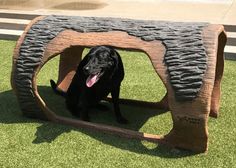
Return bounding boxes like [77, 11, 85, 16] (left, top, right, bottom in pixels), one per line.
[50, 46, 127, 124]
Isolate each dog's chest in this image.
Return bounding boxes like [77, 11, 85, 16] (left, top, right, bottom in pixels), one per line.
[90, 82, 111, 100]
[93, 85, 111, 96]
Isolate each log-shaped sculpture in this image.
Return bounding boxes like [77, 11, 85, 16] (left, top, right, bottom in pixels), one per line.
[11, 15, 227, 153]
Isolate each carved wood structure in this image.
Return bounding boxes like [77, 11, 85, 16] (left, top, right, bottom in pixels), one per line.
[11, 15, 227, 153]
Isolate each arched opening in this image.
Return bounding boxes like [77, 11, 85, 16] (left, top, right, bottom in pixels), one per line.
[23, 30, 170, 145]
[37, 47, 172, 136]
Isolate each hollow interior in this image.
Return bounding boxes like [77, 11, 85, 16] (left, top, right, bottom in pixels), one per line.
[37, 48, 171, 135]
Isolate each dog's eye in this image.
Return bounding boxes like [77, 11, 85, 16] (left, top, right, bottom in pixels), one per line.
[108, 62, 114, 66]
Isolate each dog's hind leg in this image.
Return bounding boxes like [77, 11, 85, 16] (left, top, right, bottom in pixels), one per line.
[111, 85, 128, 124]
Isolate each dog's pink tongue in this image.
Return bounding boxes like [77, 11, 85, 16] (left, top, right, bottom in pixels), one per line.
[86, 74, 98, 87]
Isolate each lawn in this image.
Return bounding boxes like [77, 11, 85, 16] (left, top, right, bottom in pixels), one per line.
[0, 40, 235, 167]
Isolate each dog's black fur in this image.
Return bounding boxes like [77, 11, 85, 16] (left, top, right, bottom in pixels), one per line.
[50, 46, 127, 124]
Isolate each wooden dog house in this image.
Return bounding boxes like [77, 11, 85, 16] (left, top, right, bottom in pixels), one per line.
[11, 15, 227, 153]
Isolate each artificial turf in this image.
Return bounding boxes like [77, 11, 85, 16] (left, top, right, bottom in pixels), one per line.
[0, 40, 235, 167]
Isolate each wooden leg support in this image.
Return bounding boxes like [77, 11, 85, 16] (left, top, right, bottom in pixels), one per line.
[57, 46, 84, 92]
[210, 32, 227, 118]
[163, 84, 212, 152]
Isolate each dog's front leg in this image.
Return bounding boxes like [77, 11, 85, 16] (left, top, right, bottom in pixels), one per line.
[111, 85, 128, 124]
[67, 100, 90, 121]
[66, 98, 80, 118]
[78, 90, 90, 122]
[79, 104, 90, 122]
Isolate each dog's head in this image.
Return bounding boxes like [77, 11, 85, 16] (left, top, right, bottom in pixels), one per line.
[83, 46, 119, 88]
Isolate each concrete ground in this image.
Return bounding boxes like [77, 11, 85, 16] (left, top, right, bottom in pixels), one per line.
[0, 0, 235, 24]
[0, 0, 236, 59]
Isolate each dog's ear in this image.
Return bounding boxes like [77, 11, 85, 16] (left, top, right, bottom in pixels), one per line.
[110, 49, 124, 81]
[110, 50, 119, 69]
[87, 46, 98, 56]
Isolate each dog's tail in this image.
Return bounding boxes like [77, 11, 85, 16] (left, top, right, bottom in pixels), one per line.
[50, 79, 67, 97]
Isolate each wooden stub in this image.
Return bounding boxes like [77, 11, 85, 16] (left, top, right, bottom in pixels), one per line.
[11, 16, 227, 153]
[57, 46, 83, 92]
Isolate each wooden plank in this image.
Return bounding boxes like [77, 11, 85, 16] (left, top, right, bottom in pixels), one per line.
[0, 12, 39, 20]
[224, 25, 236, 32]
[0, 34, 19, 40]
[227, 37, 236, 46]
[0, 22, 26, 30]
[225, 52, 236, 60]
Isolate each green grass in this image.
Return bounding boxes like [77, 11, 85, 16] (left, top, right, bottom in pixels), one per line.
[0, 39, 236, 167]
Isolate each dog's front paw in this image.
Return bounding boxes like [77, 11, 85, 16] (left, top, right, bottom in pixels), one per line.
[81, 116, 90, 122]
[95, 103, 110, 111]
[117, 117, 128, 124]
[81, 112, 90, 122]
